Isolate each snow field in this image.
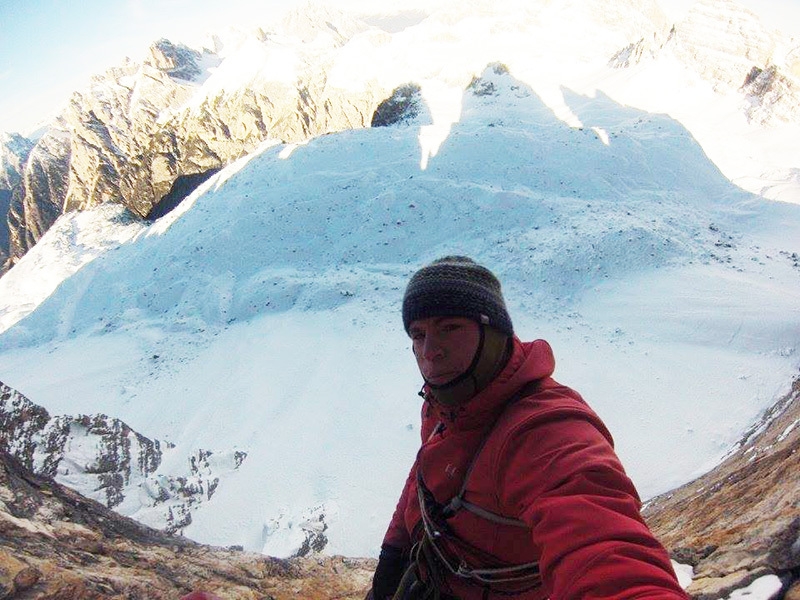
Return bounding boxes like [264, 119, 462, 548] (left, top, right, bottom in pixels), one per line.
[1, 1, 799, 567]
[1, 74, 798, 559]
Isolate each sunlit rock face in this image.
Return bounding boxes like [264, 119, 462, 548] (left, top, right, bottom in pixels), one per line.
[0, 448, 374, 599]
[3, 7, 383, 268]
[608, 0, 800, 125]
[5, 129, 70, 269]
[0, 133, 34, 269]
[673, 0, 777, 90]
[644, 377, 800, 599]
[670, 0, 800, 123]
[0, 133, 33, 196]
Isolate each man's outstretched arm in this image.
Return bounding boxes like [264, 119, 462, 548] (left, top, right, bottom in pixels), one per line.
[501, 414, 688, 599]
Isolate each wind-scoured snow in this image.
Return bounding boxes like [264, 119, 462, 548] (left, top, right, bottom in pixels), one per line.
[0, 204, 145, 333]
[0, 0, 799, 565]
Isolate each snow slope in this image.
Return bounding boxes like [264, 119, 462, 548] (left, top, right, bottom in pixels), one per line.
[1, 57, 798, 558]
[0, 204, 145, 332]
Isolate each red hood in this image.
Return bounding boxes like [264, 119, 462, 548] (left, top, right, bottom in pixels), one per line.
[424, 337, 556, 431]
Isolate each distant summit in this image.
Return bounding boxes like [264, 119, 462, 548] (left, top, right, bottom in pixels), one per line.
[2, 0, 797, 272]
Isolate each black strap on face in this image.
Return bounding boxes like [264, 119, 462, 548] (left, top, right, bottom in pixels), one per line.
[426, 324, 485, 393]
[424, 324, 512, 407]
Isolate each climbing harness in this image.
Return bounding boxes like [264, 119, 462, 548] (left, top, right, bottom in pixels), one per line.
[393, 380, 544, 600]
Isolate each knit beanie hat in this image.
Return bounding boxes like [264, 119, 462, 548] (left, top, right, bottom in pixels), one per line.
[402, 256, 513, 336]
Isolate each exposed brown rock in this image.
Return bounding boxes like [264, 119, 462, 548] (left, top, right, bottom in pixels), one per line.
[0, 450, 374, 599]
[644, 377, 800, 599]
[13, 565, 41, 590]
[785, 579, 800, 600]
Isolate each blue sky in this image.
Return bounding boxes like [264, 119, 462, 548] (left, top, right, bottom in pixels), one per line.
[0, 0, 292, 134]
[1, 0, 798, 135]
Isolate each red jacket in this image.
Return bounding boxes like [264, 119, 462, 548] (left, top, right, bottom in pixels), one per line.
[383, 338, 687, 600]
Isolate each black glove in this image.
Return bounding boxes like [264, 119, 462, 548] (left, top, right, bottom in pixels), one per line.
[371, 544, 408, 600]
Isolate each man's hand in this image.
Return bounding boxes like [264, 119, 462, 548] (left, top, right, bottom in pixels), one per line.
[371, 544, 408, 600]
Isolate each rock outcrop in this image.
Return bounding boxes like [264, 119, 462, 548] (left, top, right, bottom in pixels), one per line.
[644, 376, 800, 599]
[609, 0, 800, 125]
[371, 83, 425, 127]
[0, 449, 374, 599]
[741, 64, 800, 125]
[6, 128, 72, 271]
[0, 134, 34, 268]
[0, 381, 245, 536]
[672, 0, 778, 91]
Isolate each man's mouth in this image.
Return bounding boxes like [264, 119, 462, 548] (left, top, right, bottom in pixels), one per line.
[425, 370, 458, 385]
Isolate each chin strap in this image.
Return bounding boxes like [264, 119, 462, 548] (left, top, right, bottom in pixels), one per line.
[425, 325, 510, 407]
[425, 325, 486, 399]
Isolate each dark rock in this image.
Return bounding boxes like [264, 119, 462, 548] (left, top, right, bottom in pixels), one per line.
[371, 84, 423, 127]
[13, 565, 42, 590]
[786, 579, 800, 599]
[146, 168, 220, 221]
[293, 515, 329, 558]
[148, 39, 203, 81]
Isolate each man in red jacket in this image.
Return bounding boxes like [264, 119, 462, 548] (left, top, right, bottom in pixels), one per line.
[368, 256, 688, 600]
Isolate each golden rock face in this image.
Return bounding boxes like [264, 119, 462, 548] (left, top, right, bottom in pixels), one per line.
[644, 376, 800, 599]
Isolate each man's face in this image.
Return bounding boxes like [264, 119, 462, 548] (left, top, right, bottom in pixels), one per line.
[409, 316, 481, 386]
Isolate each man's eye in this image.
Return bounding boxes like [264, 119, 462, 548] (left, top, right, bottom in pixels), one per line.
[411, 332, 424, 341]
[441, 323, 461, 332]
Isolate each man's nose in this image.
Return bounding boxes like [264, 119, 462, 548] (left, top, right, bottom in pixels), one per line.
[421, 334, 444, 360]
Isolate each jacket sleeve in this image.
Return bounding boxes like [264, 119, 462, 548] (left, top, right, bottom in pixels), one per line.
[498, 408, 688, 600]
[381, 460, 415, 548]
[383, 401, 435, 549]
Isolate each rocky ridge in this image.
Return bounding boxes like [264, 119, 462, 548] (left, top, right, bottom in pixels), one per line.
[644, 376, 800, 599]
[609, 0, 800, 125]
[2, 375, 798, 599]
[0, 449, 373, 599]
[2, 7, 383, 272]
[0, 381, 246, 537]
[4, 0, 799, 273]
[0, 133, 35, 267]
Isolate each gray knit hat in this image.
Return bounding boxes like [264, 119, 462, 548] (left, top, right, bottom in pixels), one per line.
[402, 256, 513, 336]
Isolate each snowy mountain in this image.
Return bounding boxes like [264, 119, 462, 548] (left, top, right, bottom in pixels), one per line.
[0, 381, 249, 537]
[612, 0, 800, 125]
[2, 54, 799, 566]
[1, 7, 381, 270]
[0, 1, 799, 593]
[3, 0, 799, 270]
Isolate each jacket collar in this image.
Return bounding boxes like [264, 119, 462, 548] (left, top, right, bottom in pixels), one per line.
[424, 337, 556, 431]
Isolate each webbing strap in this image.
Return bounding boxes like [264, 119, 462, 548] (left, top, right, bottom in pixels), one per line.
[450, 497, 527, 528]
[417, 471, 541, 584]
[444, 379, 543, 524]
[412, 379, 545, 591]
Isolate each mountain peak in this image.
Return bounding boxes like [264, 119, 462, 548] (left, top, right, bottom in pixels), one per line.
[279, 2, 370, 45]
[0, 132, 34, 189]
[675, 0, 777, 88]
[145, 38, 206, 82]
